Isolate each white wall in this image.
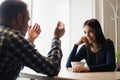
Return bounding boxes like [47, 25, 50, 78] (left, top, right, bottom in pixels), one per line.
[31, 0, 70, 69]
[70, 0, 94, 49]
[31, 0, 94, 69]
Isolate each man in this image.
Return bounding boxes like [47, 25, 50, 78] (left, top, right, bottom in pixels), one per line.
[0, 0, 65, 80]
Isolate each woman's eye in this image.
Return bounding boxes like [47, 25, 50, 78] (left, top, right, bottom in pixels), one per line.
[90, 31, 94, 33]
[84, 31, 86, 34]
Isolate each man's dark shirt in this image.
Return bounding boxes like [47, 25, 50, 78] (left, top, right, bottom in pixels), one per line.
[0, 25, 62, 80]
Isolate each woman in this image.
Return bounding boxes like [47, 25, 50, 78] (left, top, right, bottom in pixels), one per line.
[66, 19, 116, 72]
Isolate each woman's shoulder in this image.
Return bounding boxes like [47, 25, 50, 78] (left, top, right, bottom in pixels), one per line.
[105, 39, 113, 44]
[104, 39, 114, 47]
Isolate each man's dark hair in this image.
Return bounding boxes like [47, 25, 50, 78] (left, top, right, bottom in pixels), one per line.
[0, 0, 27, 26]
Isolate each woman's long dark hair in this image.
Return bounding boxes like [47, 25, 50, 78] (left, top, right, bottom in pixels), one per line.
[83, 19, 106, 44]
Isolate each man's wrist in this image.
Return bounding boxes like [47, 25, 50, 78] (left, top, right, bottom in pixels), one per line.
[52, 38, 61, 48]
[53, 36, 60, 40]
[27, 39, 35, 47]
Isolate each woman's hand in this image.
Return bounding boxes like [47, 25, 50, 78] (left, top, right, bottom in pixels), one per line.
[72, 65, 90, 72]
[27, 23, 41, 43]
[76, 36, 89, 45]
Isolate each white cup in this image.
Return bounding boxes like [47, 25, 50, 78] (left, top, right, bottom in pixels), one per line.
[71, 61, 85, 67]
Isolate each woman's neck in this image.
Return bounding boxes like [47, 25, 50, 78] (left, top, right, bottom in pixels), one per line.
[90, 42, 102, 53]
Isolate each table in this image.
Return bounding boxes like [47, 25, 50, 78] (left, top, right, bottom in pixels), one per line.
[59, 68, 120, 80]
[19, 67, 75, 80]
[19, 67, 120, 80]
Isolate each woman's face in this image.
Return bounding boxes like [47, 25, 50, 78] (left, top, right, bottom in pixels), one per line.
[83, 25, 96, 44]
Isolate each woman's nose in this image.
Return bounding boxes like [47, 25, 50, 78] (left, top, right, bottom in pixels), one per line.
[85, 33, 89, 37]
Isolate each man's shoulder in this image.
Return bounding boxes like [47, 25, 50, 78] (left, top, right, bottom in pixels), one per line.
[0, 26, 21, 37]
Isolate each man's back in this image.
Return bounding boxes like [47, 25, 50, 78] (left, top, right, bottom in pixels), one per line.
[0, 26, 23, 80]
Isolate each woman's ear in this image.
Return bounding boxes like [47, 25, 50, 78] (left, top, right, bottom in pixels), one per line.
[16, 13, 22, 25]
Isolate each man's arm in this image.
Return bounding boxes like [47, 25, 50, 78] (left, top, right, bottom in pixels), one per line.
[8, 21, 65, 76]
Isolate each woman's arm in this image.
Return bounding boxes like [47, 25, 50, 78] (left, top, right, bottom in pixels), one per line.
[66, 45, 86, 68]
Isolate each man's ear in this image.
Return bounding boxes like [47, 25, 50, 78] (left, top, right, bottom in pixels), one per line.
[16, 13, 22, 25]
